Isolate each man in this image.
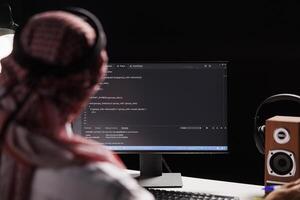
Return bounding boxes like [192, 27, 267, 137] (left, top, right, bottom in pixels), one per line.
[0, 9, 153, 200]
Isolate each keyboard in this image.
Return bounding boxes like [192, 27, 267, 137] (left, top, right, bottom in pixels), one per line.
[148, 188, 240, 200]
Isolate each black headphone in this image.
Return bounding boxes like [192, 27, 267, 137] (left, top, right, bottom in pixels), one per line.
[12, 7, 106, 77]
[254, 93, 300, 154]
[0, 7, 106, 143]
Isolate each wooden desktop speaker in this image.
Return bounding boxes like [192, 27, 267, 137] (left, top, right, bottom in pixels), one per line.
[253, 94, 300, 186]
[265, 116, 300, 185]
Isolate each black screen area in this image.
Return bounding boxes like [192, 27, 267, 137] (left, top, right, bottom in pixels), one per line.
[73, 63, 228, 152]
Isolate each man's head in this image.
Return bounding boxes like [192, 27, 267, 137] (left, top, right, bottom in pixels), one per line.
[0, 9, 108, 129]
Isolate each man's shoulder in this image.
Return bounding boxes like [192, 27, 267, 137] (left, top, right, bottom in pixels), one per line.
[31, 162, 153, 200]
[34, 162, 127, 182]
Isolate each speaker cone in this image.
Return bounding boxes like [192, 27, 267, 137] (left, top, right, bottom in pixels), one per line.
[270, 152, 293, 176]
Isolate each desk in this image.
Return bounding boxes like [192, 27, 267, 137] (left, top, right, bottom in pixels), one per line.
[128, 171, 265, 200]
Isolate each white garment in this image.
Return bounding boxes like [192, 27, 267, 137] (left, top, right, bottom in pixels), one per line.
[31, 162, 154, 200]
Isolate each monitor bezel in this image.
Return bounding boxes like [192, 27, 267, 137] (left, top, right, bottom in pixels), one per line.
[73, 61, 229, 154]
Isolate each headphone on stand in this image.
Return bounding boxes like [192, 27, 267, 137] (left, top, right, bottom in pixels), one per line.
[254, 93, 300, 155]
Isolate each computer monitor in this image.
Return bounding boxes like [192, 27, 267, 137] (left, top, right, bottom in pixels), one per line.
[73, 62, 228, 187]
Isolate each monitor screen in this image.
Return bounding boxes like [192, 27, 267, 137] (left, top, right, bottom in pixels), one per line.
[73, 62, 228, 152]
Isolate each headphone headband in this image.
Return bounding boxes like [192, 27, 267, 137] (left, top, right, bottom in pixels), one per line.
[254, 93, 300, 154]
[64, 7, 106, 50]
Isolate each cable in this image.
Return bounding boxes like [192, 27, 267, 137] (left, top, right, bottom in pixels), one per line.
[0, 3, 18, 29]
[162, 156, 172, 173]
[7, 3, 18, 29]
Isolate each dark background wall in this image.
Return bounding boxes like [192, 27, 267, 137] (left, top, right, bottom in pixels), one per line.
[2, 0, 300, 185]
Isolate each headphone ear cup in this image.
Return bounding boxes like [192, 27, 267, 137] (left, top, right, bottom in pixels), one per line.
[256, 125, 265, 154]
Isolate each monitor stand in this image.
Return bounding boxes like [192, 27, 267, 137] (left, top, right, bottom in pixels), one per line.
[135, 154, 183, 188]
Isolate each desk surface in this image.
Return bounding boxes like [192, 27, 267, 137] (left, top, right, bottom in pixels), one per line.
[178, 176, 264, 200]
[128, 171, 265, 200]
